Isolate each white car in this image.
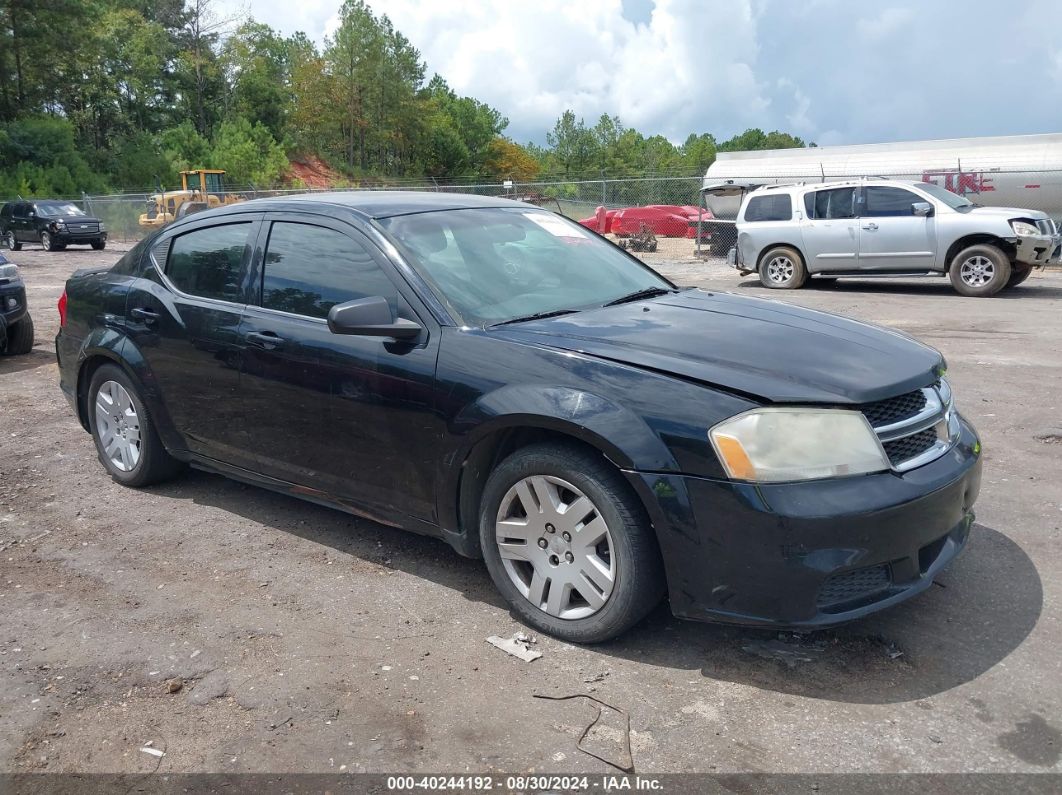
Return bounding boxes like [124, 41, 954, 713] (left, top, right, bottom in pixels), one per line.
[726, 178, 1058, 296]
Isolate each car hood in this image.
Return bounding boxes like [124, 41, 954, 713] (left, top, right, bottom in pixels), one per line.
[965, 205, 1050, 221]
[488, 289, 943, 404]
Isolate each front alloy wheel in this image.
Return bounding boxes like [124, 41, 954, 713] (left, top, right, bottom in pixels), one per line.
[496, 475, 615, 619]
[479, 443, 665, 643]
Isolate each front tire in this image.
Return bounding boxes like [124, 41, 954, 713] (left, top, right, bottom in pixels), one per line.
[1004, 264, 1033, 289]
[4, 231, 20, 251]
[759, 246, 807, 289]
[41, 231, 59, 252]
[949, 244, 1011, 297]
[2, 313, 33, 355]
[87, 363, 183, 487]
[479, 443, 665, 643]
[91, 239, 106, 251]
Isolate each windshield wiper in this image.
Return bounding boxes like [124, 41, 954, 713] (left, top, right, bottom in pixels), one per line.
[490, 308, 581, 327]
[603, 286, 673, 307]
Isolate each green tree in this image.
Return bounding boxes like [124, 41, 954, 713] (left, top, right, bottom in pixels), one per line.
[545, 110, 598, 177]
[210, 116, 287, 186]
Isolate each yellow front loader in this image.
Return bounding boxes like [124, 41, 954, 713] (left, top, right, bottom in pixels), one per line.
[138, 170, 244, 228]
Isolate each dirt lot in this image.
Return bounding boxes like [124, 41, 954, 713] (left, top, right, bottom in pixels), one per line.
[1, 239, 1060, 776]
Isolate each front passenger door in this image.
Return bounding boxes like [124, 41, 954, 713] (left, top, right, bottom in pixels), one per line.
[856, 186, 937, 270]
[238, 215, 441, 522]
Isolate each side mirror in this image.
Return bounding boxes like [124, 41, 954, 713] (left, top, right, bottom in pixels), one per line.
[27, 211, 35, 219]
[912, 202, 933, 217]
[327, 296, 421, 341]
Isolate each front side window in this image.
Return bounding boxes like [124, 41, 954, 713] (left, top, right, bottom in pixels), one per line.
[165, 223, 250, 302]
[260, 222, 396, 319]
[380, 207, 671, 326]
[863, 187, 922, 217]
[805, 188, 856, 219]
[743, 194, 793, 222]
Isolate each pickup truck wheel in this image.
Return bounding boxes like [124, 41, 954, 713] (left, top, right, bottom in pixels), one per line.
[87, 363, 184, 487]
[759, 246, 807, 289]
[949, 245, 1011, 297]
[479, 443, 665, 643]
[40, 231, 60, 252]
[4, 231, 20, 251]
[1004, 264, 1033, 289]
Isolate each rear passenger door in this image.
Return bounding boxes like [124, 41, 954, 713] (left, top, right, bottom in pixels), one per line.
[124, 215, 261, 468]
[799, 187, 859, 272]
[856, 186, 937, 270]
[237, 214, 441, 522]
[11, 203, 29, 242]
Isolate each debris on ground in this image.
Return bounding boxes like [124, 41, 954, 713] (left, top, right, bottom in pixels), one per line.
[164, 678, 183, 694]
[534, 692, 634, 772]
[139, 746, 164, 758]
[486, 633, 542, 662]
[741, 637, 825, 668]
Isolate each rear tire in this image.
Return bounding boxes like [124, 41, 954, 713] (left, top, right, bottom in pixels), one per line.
[1004, 264, 1033, 289]
[87, 363, 184, 487]
[479, 442, 665, 643]
[759, 246, 807, 289]
[2, 313, 33, 355]
[949, 244, 1011, 297]
[4, 231, 20, 251]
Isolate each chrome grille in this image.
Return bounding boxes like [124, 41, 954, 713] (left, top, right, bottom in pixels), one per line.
[860, 389, 926, 427]
[860, 381, 957, 472]
[68, 221, 100, 233]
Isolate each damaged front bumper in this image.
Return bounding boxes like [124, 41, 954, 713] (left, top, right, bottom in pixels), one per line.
[1010, 232, 1057, 267]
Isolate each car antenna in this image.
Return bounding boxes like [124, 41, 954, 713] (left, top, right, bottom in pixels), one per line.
[819, 163, 825, 183]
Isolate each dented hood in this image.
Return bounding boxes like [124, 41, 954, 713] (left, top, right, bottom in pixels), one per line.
[488, 289, 943, 404]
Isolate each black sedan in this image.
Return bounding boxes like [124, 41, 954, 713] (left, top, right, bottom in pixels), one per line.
[55, 192, 982, 642]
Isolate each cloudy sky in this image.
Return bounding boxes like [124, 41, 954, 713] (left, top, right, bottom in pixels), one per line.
[219, 0, 1062, 147]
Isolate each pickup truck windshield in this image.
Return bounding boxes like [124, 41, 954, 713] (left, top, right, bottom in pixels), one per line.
[916, 183, 974, 210]
[380, 207, 672, 326]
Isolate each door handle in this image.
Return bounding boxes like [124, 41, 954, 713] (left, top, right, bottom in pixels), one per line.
[861, 222, 879, 231]
[245, 330, 284, 350]
[130, 307, 159, 324]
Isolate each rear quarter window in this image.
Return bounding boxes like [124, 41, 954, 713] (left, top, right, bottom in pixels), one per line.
[743, 194, 793, 222]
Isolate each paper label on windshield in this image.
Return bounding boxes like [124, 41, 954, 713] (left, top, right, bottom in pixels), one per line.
[524, 212, 586, 238]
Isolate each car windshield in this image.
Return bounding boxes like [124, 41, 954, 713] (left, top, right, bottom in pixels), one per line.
[379, 207, 672, 326]
[915, 182, 974, 210]
[36, 202, 86, 218]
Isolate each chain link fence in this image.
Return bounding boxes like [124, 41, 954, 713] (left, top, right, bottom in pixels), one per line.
[10, 168, 1062, 262]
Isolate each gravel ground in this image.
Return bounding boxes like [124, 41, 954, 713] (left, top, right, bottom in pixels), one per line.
[1, 239, 1060, 776]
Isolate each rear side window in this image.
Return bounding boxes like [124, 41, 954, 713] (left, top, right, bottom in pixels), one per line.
[863, 186, 922, 217]
[743, 194, 792, 222]
[165, 223, 250, 302]
[260, 222, 396, 319]
[0, 204, 10, 220]
[805, 187, 856, 219]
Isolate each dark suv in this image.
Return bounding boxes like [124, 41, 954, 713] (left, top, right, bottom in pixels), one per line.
[0, 251, 33, 354]
[1, 200, 107, 252]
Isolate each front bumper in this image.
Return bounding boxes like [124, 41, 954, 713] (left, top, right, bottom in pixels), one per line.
[628, 414, 982, 628]
[1013, 233, 1055, 266]
[0, 280, 28, 326]
[51, 230, 107, 244]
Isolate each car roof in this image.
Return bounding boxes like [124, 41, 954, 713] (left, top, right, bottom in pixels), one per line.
[751, 178, 925, 195]
[202, 190, 531, 221]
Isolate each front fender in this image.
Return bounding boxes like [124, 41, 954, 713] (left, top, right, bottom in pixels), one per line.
[450, 383, 678, 472]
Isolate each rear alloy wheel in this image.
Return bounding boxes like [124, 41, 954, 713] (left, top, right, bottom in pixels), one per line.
[949, 244, 1010, 297]
[480, 443, 665, 643]
[4, 231, 20, 251]
[759, 246, 807, 289]
[87, 363, 183, 487]
[1004, 264, 1033, 289]
[2, 313, 34, 355]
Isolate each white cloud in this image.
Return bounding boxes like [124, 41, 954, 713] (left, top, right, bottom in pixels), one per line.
[222, 0, 1062, 147]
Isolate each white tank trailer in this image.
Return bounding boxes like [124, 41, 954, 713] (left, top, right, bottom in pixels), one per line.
[702, 133, 1062, 219]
